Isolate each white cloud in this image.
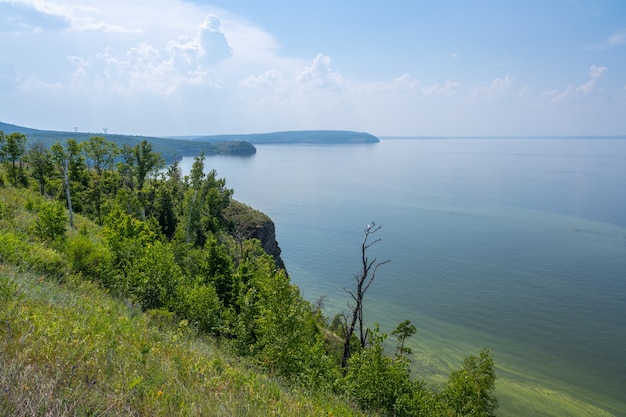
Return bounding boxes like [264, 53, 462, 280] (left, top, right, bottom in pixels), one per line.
[64, 13, 233, 96]
[608, 30, 626, 46]
[239, 69, 284, 89]
[549, 65, 607, 101]
[297, 54, 344, 91]
[473, 74, 515, 98]
[360, 74, 460, 96]
[168, 14, 232, 66]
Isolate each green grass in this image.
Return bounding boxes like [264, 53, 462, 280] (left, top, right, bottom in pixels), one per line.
[0, 265, 365, 416]
[0, 186, 366, 417]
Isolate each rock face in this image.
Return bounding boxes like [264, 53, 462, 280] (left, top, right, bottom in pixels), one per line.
[247, 220, 286, 271]
[223, 200, 286, 272]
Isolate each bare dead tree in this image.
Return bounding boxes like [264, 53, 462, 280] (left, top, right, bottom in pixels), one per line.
[341, 221, 390, 369]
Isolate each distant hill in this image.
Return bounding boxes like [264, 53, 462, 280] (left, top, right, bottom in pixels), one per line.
[0, 122, 256, 162]
[168, 130, 380, 144]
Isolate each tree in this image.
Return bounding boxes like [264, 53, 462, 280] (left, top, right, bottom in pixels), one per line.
[343, 325, 414, 412]
[133, 139, 163, 191]
[33, 201, 68, 243]
[0, 132, 27, 185]
[25, 142, 54, 195]
[50, 141, 76, 228]
[392, 319, 417, 357]
[442, 349, 498, 417]
[81, 136, 119, 224]
[341, 222, 390, 369]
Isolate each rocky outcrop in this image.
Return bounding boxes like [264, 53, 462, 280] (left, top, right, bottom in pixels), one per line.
[247, 219, 286, 271]
[223, 200, 286, 272]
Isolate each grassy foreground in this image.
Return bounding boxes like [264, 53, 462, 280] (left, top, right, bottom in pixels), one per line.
[0, 265, 365, 416]
[0, 183, 363, 416]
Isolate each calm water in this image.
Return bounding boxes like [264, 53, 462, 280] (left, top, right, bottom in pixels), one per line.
[181, 138, 626, 416]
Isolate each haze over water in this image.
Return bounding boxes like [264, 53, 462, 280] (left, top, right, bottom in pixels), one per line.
[181, 138, 626, 416]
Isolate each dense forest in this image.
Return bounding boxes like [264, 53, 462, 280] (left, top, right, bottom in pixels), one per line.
[0, 130, 497, 416]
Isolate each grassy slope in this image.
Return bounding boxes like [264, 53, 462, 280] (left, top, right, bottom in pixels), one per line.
[0, 187, 366, 417]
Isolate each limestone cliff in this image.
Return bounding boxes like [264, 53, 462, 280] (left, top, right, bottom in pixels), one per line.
[223, 200, 286, 271]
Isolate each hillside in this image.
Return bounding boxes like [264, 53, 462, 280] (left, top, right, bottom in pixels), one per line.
[0, 135, 498, 417]
[168, 130, 380, 144]
[0, 121, 256, 162]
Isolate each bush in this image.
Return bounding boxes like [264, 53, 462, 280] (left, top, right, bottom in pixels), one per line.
[33, 201, 67, 243]
[0, 232, 29, 264]
[26, 244, 68, 280]
[175, 283, 222, 334]
[65, 234, 116, 287]
[127, 241, 182, 310]
[343, 327, 414, 413]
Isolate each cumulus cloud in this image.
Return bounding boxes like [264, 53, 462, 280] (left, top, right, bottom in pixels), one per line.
[168, 14, 232, 66]
[297, 54, 343, 91]
[67, 14, 232, 95]
[473, 74, 515, 98]
[360, 74, 460, 96]
[550, 65, 607, 101]
[239, 69, 284, 89]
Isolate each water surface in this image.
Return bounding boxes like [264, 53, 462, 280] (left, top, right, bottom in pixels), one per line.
[181, 138, 626, 416]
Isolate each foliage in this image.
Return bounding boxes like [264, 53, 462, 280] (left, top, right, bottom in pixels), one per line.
[0, 134, 498, 417]
[33, 200, 68, 243]
[126, 241, 183, 310]
[392, 319, 417, 357]
[343, 326, 414, 412]
[0, 265, 365, 417]
[441, 349, 498, 417]
[0, 131, 27, 185]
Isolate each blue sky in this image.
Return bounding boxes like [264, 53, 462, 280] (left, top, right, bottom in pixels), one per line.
[1, 0, 625, 136]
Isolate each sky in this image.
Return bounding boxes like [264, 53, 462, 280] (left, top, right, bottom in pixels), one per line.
[1, 0, 625, 137]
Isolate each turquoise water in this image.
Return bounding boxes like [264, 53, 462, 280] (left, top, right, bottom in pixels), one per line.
[182, 138, 626, 416]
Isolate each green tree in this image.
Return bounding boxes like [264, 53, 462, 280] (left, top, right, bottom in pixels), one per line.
[50, 141, 76, 228]
[33, 201, 67, 243]
[182, 153, 232, 247]
[133, 139, 163, 191]
[0, 132, 27, 185]
[392, 319, 417, 357]
[343, 326, 414, 412]
[127, 240, 183, 310]
[81, 136, 119, 224]
[442, 349, 498, 417]
[25, 141, 54, 195]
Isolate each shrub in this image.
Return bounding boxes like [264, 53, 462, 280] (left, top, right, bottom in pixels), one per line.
[175, 283, 222, 334]
[33, 201, 67, 243]
[343, 327, 414, 413]
[0, 232, 29, 264]
[26, 244, 68, 280]
[127, 241, 182, 310]
[65, 234, 116, 287]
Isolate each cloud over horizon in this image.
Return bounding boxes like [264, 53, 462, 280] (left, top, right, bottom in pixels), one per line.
[0, 0, 625, 136]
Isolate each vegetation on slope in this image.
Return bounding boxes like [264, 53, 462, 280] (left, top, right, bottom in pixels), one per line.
[0, 130, 497, 416]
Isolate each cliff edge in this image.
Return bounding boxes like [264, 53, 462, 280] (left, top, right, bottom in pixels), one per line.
[224, 200, 286, 271]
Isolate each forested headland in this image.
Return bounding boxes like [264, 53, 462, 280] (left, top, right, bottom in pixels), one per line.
[0, 130, 497, 416]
